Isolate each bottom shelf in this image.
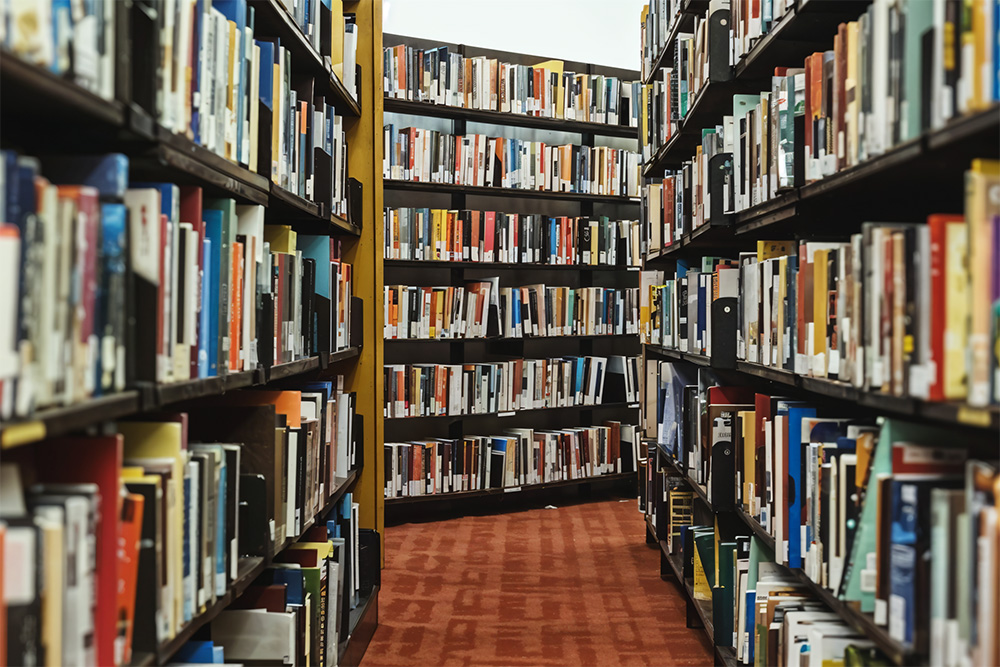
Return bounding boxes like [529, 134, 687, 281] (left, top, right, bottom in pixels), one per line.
[654, 534, 737, 667]
[339, 585, 380, 667]
[385, 471, 636, 505]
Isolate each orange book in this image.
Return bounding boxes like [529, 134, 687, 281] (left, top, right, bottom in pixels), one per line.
[230, 241, 243, 370]
[221, 390, 303, 428]
[118, 492, 144, 665]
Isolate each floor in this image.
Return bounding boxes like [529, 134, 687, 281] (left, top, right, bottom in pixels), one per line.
[362, 495, 713, 666]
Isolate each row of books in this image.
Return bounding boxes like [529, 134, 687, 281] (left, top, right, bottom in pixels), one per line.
[383, 355, 632, 419]
[5, 0, 357, 216]
[0, 153, 354, 419]
[729, 0, 794, 67]
[639, 255, 738, 358]
[384, 421, 640, 498]
[640, 163, 1000, 407]
[639, 0, 680, 81]
[646, 359, 999, 662]
[383, 207, 644, 267]
[2, 0, 116, 100]
[645, 471, 889, 667]
[382, 126, 642, 197]
[639, 8, 722, 159]
[0, 381, 358, 666]
[654, 0, 1000, 219]
[384, 282, 640, 340]
[152, 0, 358, 194]
[383, 44, 640, 127]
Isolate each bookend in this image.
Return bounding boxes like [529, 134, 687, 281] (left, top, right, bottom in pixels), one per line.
[710, 297, 737, 369]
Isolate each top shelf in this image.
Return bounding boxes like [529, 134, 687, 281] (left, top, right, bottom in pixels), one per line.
[1, 53, 360, 235]
[384, 98, 639, 139]
[249, 0, 361, 116]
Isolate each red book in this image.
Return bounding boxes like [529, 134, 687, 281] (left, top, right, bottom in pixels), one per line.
[754, 393, 771, 514]
[31, 435, 124, 667]
[484, 211, 496, 261]
[927, 215, 964, 400]
[803, 55, 814, 170]
[664, 177, 675, 246]
[179, 187, 204, 376]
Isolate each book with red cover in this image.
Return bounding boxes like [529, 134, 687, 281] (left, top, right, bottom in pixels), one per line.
[231, 584, 289, 612]
[31, 435, 123, 667]
[179, 187, 204, 376]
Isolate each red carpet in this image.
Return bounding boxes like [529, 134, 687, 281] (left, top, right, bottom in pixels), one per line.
[363, 497, 713, 666]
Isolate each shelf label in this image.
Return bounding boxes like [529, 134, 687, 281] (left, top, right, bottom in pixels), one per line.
[1, 420, 46, 449]
[504, 486, 522, 493]
[957, 406, 991, 427]
[628, 403, 640, 409]
[498, 411, 515, 417]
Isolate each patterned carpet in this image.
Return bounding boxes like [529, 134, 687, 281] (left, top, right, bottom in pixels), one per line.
[362, 497, 713, 666]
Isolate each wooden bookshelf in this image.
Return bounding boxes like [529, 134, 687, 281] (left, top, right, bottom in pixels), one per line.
[381, 37, 644, 510]
[0, 0, 383, 664]
[637, 1, 1000, 665]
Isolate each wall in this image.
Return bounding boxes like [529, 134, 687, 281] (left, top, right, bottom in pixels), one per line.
[382, 0, 648, 71]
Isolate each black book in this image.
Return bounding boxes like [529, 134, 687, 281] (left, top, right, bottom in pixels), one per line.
[124, 478, 162, 654]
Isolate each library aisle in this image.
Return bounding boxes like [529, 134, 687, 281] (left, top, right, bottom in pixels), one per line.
[364, 496, 712, 666]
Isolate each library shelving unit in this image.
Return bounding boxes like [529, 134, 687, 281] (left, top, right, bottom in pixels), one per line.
[382, 34, 643, 512]
[637, 1, 999, 666]
[0, 1, 384, 665]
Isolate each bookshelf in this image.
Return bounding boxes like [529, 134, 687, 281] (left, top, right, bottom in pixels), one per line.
[637, 0, 999, 665]
[381, 34, 644, 507]
[0, 0, 384, 665]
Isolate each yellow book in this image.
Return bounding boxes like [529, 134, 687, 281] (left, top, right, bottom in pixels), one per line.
[533, 59, 565, 118]
[812, 249, 829, 378]
[119, 421, 185, 638]
[966, 159, 1000, 405]
[432, 208, 444, 261]
[970, 0, 988, 110]
[264, 225, 297, 254]
[944, 221, 970, 399]
[756, 240, 795, 262]
[845, 22, 860, 167]
[741, 410, 756, 514]
[330, 0, 345, 76]
[693, 541, 711, 601]
[38, 517, 63, 666]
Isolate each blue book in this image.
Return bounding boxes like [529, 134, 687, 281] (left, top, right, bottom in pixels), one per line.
[676, 258, 689, 279]
[785, 405, 817, 568]
[215, 454, 227, 594]
[41, 153, 129, 199]
[299, 235, 331, 298]
[745, 590, 756, 661]
[174, 640, 222, 663]
[256, 39, 276, 110]
[272, 568, 305, 606]
[888, 479, 919, 646]
[203, 211, 224, 375]
[198, 238, 212, 377]
[96, 203, 128, 395]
